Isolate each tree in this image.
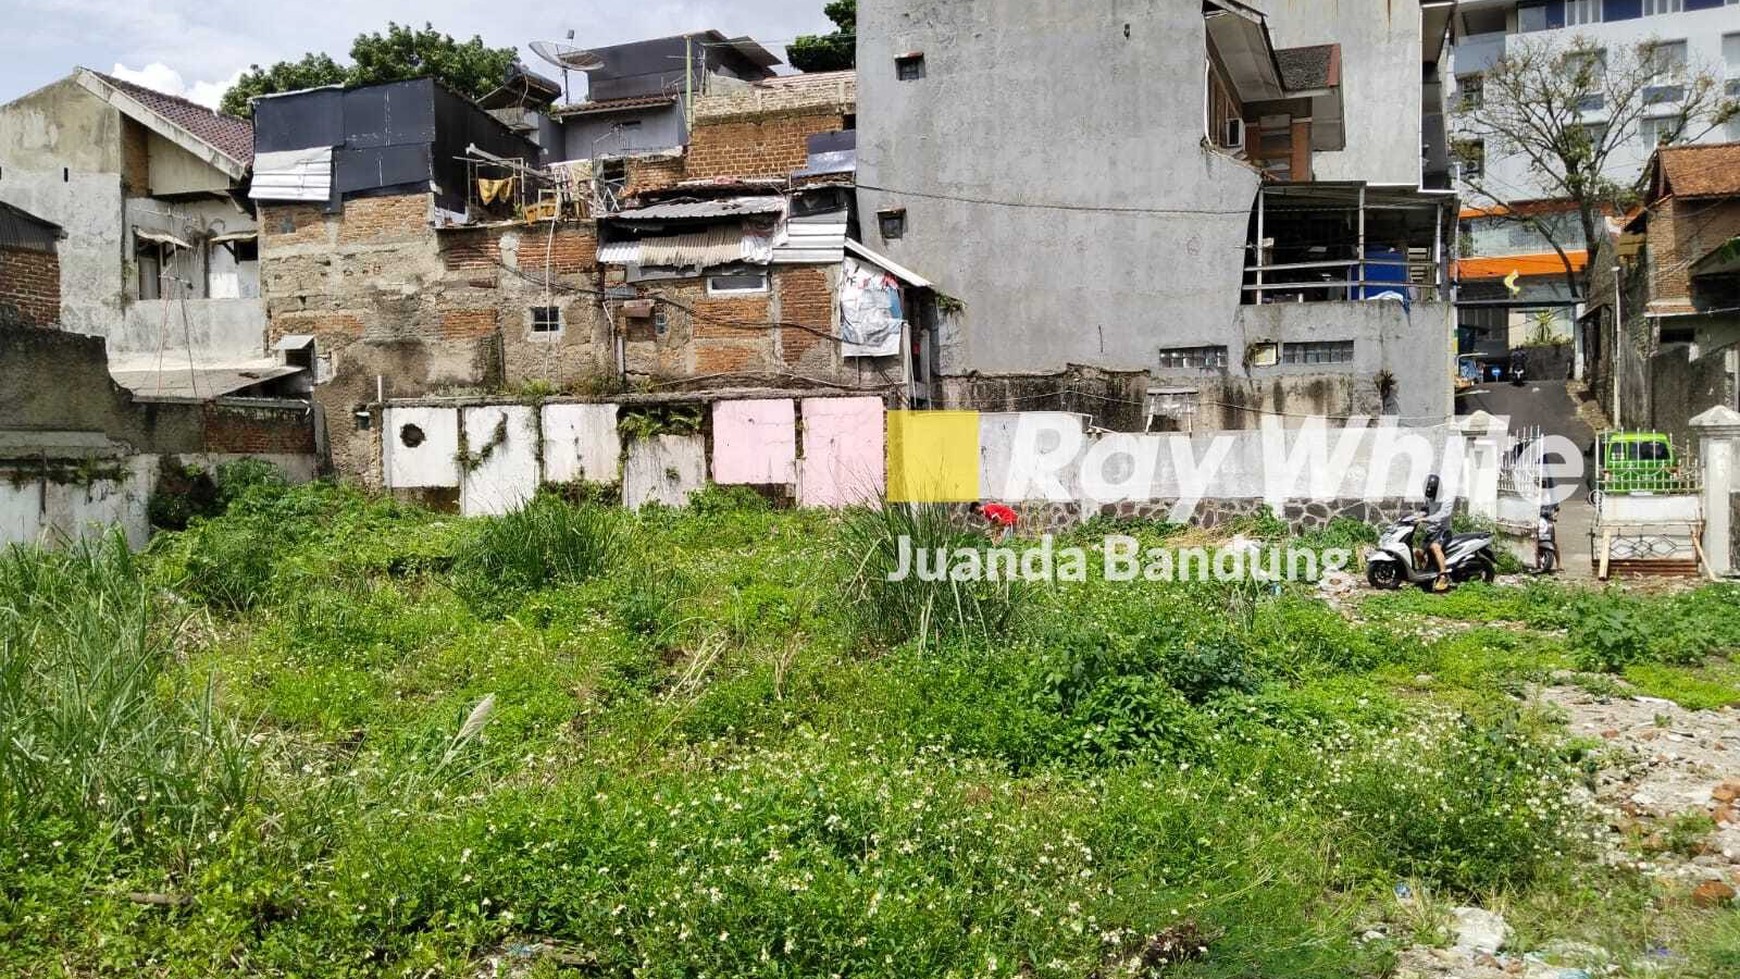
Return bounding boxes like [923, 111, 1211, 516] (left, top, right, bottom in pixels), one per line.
[787, 0, 855, 73]
[1453, 34, 1736, 299]
[220, 23, 517, 118]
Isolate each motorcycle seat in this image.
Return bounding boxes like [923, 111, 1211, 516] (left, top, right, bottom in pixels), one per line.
[1448, 533, 1488, 546]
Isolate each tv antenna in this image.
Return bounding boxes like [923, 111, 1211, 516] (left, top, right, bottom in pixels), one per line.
[530, 34, 604, 103]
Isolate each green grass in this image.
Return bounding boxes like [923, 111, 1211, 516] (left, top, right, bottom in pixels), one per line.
[2, 485, 1736, 976]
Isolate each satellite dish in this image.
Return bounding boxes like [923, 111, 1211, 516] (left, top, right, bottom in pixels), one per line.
[530, 40, 604, 104]
[530, 40, 604, 72]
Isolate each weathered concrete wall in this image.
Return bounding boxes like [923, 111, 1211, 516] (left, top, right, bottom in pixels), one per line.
[0, 169, 125, 339]
[711, 398, 797, 485]
[541, 402, 621, 485]
[383, 405, 462, 489]
[624, 433, 707, 509]
[0, 77, 125, 173]
[856, 0, 1261, 377]
[1264, 0, 1425, 186]
[459, 405, 539, 516]
[0, 456, 154, 549]
[799, 396, 885, 507]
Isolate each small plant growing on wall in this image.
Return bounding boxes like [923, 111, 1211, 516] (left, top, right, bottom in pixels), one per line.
[455, 415, 511, 474]
[618, 405, 703, 443]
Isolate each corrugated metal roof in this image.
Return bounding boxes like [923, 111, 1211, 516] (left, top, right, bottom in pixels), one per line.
[844, 239, 933, 289]
[772, 210, 847, 265]
[250, 146, 333, 203]
[0, 200, 62, 253]
[610, 196, 785, 221]
[599, 227, 773, 269]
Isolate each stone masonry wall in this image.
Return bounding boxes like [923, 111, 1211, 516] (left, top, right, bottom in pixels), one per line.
[0, 246, 60, 327]
[258, 193, 613, 483]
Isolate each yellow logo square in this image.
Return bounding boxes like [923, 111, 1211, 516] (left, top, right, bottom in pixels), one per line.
[887, 410, 980, 502]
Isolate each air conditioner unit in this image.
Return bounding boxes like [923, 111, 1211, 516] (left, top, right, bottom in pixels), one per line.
[1220, 117, 1245, 149]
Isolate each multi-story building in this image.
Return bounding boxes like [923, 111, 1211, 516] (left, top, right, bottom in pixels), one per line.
[1447, 0, 1740, 366]
[856, 0, 1459, 431]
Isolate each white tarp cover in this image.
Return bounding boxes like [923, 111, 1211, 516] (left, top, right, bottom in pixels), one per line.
[250, 146, 334, 202]
[839, 256, 904, 358]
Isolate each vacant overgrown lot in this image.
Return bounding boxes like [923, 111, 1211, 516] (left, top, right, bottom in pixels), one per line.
[3, 482, 1739, 977]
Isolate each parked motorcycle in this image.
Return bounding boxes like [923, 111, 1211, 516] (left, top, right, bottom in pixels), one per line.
[1509, 350, 1527, 386]
[1365, 512, 1498, 590]
[1532, 503, 1559, 575]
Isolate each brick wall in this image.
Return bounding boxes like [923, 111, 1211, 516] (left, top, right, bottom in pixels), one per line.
[335, 194, 433, 245]
[518, 227, 597, 275]
[685, 110, 846, 181]
[120, 118, 150, 197]
[692, 72, 855, 123]
[1648, 198, 1740, 305]
[201, 403, 317, 455]
[0, 246, 61, 327]
[626, 156, 686, 195]
[777, 266, 834, 369]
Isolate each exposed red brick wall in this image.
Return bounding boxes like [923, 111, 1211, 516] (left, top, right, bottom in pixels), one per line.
[691, 292, 773, 340]
[1648, 199, 1740, 304]
[626, 156, 686, 195]
[268, 311, 364, 346]
[694, 342, 763, 374]
[259, 204, 331, 249]
[440, 308, 498, 340]
[685, 110, 845, 180]
[336, 194, 431, 245]
[0, 246, 60, 327]
[201, 403, 316, 454]
[440, 229, 501, 271]
[518, 226, 597, 275]
[777, 266, 833, 366]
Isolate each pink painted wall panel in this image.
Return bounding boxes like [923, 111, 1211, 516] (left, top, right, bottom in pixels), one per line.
[799, 397, 886, 507]
[710, 399, 797, 485]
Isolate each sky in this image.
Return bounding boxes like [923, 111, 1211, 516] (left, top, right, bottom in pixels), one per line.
[0, 0, 834, 109]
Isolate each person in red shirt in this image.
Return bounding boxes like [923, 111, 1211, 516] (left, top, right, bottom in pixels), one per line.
[968, 501, 1019, 542]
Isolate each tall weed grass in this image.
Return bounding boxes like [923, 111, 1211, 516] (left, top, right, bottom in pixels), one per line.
[838, 503, 1024, 648]
[0, 534, 255, 861]
[452, 494, 625, 613]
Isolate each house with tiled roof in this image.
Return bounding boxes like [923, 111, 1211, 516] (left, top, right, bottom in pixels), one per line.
[1581, 142, 1740, 443]
[0, 68, 301, 403]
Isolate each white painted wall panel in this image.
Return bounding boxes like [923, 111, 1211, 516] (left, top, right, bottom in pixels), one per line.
[542, 403, 621, 485]
[460, 405, 539, 516]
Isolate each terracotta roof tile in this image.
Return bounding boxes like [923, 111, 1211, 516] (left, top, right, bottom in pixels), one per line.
[88, 71, 254, 166]
[1656, 142, 1740, 200]
[550, 93, 678, 117]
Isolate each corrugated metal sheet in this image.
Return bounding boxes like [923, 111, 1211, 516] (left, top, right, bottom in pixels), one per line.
[610, 196, 785, 221]
[772, 210, 847, 264]
[0, 201, 61, 253]
[844, 239, 933, 289]
[249, 146, 334, 202]
[600, 227, 773, 269]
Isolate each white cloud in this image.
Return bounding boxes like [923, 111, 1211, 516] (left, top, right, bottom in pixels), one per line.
[109, 61, 244, 110]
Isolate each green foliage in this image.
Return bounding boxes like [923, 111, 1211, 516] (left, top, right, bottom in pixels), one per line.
[617, 404, 703, 442]
[220, 22, 516, 117]
[451, 494, 623, 613]
[788, 0, 856, 72]
[837, 504, 1024, 647]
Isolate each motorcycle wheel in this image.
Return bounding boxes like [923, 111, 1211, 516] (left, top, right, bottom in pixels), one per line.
[1474, 556, 1497, 584]
[1366, 562, 1403, 590]
[1538, 550, 1557, 574]
[1588, 489, 1603, 507]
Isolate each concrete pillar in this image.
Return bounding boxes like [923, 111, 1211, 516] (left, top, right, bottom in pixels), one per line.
[1458, 410, 1503, 522]
[1689, 405, 1740, 577]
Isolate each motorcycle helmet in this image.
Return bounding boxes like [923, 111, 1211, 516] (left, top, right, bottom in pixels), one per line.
[1423, 473, 1441, 502]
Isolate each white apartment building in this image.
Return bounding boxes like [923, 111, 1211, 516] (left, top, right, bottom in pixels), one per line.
[1448, 0, 1740, 360]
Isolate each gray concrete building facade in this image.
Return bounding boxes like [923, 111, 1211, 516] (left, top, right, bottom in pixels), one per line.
[857, 0, 1457, 430]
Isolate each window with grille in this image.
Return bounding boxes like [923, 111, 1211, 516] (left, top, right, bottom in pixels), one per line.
[896, 54, 926, 81]
[1157, 345, 1228, 370]
[531, 306, 562, 333]
[1281, 340, 1355, 365]
[706, 271, 769, 295]
[1459, 74, 1484, 107]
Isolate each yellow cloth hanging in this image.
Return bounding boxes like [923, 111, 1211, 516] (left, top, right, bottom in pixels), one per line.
[477, 176, 517, 205]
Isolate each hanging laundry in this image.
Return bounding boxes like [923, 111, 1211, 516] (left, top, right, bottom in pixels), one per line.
[477, 176, 517, 205]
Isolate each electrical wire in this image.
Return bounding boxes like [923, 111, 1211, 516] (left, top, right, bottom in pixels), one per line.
[854, 182, 1255, 217]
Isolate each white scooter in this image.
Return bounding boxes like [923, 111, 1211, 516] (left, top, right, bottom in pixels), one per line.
[1365, 512, 1498, 590]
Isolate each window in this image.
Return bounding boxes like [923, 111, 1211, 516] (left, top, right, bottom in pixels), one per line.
[1580, 121, 1609, 147]
[1562, 48, 1606, 83]
[1281, 340, 1356, 365]
[1517, 1, 1564, 31]
[706, 271, 769, 295]
[1639, 114, 1681, 146]
[1642, 0, 1683, 12]
[1645, 40, 1687, 79]
[877, 207, 907, 240]
[1459, 74, 1484, 107]
[895, 53, 925, 81]
[1660, 326, 1695, 344]
[1577, 92, 1607, 112]
[1157, 345, 1229, 370]
[1461, 140, 1486, 180]
[531, 306, 562, 333]
[1566, 0, 1604, 23]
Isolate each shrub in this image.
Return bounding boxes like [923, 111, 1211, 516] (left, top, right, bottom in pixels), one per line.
[1568, 596, 1653, 673]
[452, 494, 623, 613]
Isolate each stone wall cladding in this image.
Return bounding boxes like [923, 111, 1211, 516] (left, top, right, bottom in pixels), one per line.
[692, 72, 856, 123]
[0, 247, 62, 327]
